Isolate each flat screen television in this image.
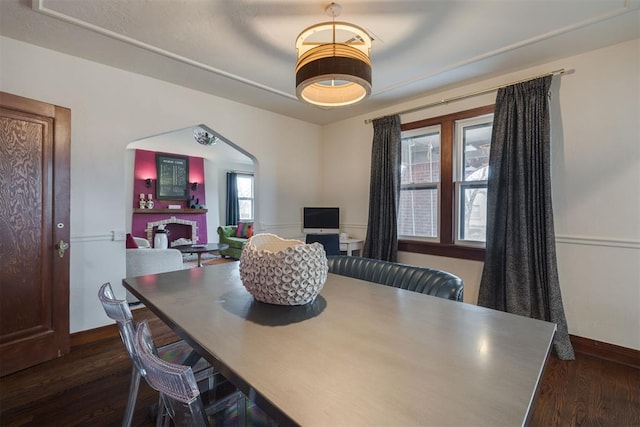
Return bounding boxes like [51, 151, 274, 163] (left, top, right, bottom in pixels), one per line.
[303, 207, 340, 234]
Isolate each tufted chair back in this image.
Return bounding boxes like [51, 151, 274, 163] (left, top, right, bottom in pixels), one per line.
[326, 255, 464, 301]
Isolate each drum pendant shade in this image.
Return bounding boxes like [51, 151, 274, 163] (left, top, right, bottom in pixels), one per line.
[295, 9, 372, 108]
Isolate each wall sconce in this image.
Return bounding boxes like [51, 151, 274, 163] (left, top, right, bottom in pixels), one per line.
[145, 178, 153, 188]
[191, 182, 199, 191]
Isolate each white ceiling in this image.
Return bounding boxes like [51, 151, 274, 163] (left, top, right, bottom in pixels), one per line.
[1, 0, 639, 125]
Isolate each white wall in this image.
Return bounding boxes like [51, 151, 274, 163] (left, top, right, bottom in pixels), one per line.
[1, 36, 323, 333]
[322, 39, 640, 350]
[204, 157, 221, 239]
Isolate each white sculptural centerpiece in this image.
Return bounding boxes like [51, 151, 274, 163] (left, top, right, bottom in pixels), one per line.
[239, 233, 328, 305]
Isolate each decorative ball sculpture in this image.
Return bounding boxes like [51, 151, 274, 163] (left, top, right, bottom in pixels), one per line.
[239, 233, 328, 305]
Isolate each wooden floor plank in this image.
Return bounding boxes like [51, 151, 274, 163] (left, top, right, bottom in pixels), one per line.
[528, 352, 640, 426]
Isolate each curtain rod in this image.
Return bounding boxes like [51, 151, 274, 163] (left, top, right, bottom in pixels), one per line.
[364, 68, 566, 124]
[227, 169, 254, 175]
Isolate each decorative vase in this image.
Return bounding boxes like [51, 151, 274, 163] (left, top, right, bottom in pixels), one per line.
[239, 233, 328, 305]
[154, 226, 168, 249]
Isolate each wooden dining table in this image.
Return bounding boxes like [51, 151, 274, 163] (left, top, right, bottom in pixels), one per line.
[123, 262, 555, 426]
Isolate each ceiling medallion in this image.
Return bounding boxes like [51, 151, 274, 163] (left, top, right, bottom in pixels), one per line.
[295, 2, 372, 108]
[193, 130, 218, 146]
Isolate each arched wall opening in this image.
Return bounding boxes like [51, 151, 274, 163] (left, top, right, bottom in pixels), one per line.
[124, 124, 258, 246]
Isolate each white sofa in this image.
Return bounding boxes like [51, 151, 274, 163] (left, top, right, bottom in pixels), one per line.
[133, 236, 151, 248]
[125, 238, 184, 303]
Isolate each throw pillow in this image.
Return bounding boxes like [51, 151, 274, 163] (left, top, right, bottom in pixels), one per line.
[125, 233, 139, 249]
[245, 222, 254, 238]
[236, 222, 254, 238]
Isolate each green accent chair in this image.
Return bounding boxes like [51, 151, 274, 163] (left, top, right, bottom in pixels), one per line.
[217, 225, 248, 259]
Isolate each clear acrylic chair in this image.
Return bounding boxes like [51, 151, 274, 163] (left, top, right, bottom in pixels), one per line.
[98, 282, 217, 427]
[135, 320, 276, 427]
[135, 320, 214, 426]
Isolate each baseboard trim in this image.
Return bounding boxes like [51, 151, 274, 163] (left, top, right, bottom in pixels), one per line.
[570, 334, 640, 369]
[70, 323, 119, 349]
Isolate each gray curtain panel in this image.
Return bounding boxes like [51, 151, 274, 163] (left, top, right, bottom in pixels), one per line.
[477, 76, 575, 360]
[363, 115, 401, 262]
[225, 172, 239, 226]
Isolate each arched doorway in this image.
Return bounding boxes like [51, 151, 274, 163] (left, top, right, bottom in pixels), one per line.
[124, 125, 257, 245]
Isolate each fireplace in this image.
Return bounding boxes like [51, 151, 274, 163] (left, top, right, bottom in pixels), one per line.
[146, 216, 198, 245]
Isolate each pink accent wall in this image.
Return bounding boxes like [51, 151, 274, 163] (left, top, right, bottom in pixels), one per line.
[131, 149, 208, 244]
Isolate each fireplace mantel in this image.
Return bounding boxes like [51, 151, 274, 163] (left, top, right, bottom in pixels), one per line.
[133, 209, 207, 214]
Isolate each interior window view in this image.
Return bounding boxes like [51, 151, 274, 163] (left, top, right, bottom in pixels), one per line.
[399, 125, 441, 239]
[456, 115, 493, 243]
[398, 107, 496, 259]
[1, 1, 638, 426]
[236, 174, 255, 221]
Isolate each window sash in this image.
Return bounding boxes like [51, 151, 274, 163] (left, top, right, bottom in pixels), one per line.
[236, 174, 254, 221]
[455, 114, 493, 182]
[454, 181, 487, 246]
[399, 183, 440, 241]
[401, 125, 441, 186]
[400, 124, 441, 241]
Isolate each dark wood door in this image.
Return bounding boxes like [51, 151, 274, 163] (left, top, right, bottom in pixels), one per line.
[0, 92, 71, 376]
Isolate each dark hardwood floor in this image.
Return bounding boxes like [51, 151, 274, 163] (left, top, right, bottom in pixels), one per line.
[532, 352, 639, 426]
[0, 309, 170, 427]
[1, 308, 638, 426]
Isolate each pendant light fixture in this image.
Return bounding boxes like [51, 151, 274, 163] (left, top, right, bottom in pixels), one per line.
[193, 129, 218, 146]
[295, 2, 372, 107]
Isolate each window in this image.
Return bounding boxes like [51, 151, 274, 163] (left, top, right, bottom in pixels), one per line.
[398, 105, 494, 260]
[236, 174, 254, 221]
[455, 115, 492, 244]
[399, 125, 440, 238]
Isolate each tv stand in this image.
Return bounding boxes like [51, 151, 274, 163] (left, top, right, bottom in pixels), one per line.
[340, 238, 362, 256]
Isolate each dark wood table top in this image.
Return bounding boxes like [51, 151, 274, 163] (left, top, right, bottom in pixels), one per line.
[123, 262, 555, 426]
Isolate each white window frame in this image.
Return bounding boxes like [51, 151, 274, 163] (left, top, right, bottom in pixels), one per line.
[399, 125, 441, 242]
[237, 173, 254, 222]
[454, 114, 493, 247]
